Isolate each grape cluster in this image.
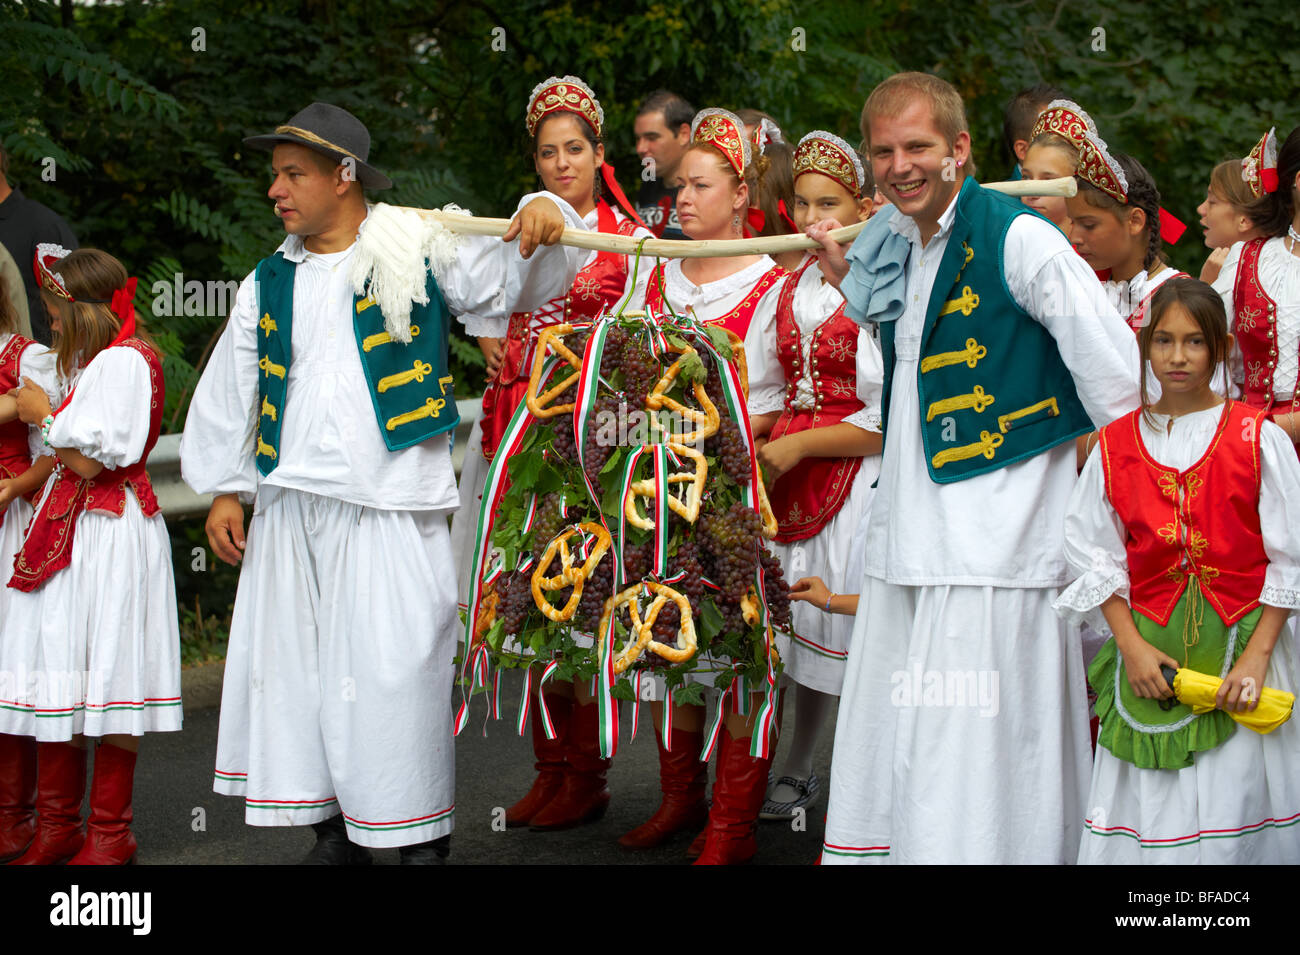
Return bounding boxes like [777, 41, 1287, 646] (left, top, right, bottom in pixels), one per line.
[528, 494, 568, 561]
[574, 553, 614, 632]
[699, 503, 766, 633]
[580, 394, 621, 483]
[550, 415, 578, 462]
[498, 572, 534, 634]
[706, 416, 751, 483]
[672, 538, 706, 617]
[759, 547, 791, 628]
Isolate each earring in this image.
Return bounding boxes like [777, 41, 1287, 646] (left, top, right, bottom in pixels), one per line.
[732, 214, 742, 232]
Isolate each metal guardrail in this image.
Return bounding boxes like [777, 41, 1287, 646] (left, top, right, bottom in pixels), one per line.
[154, 397, 483, 519]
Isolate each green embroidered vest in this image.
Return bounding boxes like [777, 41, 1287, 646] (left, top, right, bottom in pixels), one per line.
[254, 251, 460, 476]
[878, 177, 1092, 483]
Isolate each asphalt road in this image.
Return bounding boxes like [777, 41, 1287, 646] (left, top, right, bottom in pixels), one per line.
[129, 662, 834, 865]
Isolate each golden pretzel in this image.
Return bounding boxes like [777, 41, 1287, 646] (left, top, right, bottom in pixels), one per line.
[645, 346, 721, 443]
[529, 522, 611, 622]
[525, 324, 585, 419]
[474, 586, 499, 644]
[725, 329, 749, 399]
[597, 581, 698, 674]
[754, 477, 778, 540]
[624, 444, 708, 529]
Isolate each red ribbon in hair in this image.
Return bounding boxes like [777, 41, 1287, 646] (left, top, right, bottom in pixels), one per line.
[1158, 208, 1186, 246]
[108, 277, 138, 344]
[599, 162, 650, 231]
[745, 208, 766, 237]
[777, 199, 799, 234]
[1261, 168, 1280, 195]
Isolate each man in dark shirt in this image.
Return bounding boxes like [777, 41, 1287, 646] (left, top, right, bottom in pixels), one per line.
[634, 90, 693, 241]
[0, 143, 79, 344]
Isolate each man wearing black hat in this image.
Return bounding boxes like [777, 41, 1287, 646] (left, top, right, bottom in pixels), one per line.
[181, 103, 587, 864]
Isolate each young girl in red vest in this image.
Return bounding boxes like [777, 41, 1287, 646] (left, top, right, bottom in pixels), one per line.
[621, 107, 788, 865]
[1196, 129, 1275, 284]
[1211, 126, 1300, 449]
[747, 130, 883, 824]
[450, 75, 653, 834]
[0, 247, 180, 865]
[1055, 277, 1300, 863]
[0, 266, 59, 863]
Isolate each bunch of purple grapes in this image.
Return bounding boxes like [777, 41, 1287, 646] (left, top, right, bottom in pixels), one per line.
[498, 572, 534, 634]
[758, 546, 791, 628]
[706, 416, 751, 483]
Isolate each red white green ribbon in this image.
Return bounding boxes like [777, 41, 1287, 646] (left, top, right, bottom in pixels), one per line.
[700, 680, 733, 762]
[650, 443, 669, 577]
[660, 684, 674, 751]
[537, 660, 561, 740]
[630, 670, 643, 741]
[516, 666, 533, 736]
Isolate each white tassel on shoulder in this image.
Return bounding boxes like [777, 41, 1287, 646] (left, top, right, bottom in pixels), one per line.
[351, 202, 466, 343]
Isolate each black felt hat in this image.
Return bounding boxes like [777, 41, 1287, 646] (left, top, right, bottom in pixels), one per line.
[244, 102, 392, 190]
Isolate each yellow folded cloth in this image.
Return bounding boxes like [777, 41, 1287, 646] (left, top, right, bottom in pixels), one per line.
[1172, 668, 1295, 734]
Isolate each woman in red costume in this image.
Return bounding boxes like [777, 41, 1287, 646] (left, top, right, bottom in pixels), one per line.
[450, 75, 652, 833]
[1212, 126, 1300, 450]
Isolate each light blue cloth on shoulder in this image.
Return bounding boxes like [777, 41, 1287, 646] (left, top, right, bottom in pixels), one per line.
[840, 209, 911, 328]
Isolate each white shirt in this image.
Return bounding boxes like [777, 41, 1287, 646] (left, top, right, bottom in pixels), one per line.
[180, 193, 588, 512]
[633, 256, 784, 397]
[48, 346, 153, 471]
[466, 204, 655, 338]
[2, 334, 59, 463]
[861, 188, 1141, 587]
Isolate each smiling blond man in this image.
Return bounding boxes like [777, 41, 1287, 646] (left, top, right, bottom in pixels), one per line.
[808, 73, 1140, 864]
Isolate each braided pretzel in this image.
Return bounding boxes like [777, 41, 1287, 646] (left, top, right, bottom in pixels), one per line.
[623, 444, 708, 529]
[646, 346, 721, 443]
[473, 586, 499, 643]
[598, 581, 699, 673]
[725, 329, 749, 399]
[525, 324, 585, 419]
[530, 522, 611, 622]
[755, 477, 778, 539]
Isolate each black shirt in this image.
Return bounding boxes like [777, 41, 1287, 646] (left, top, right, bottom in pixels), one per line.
[0, 186, 78, 344]
[635, 178, 685, 241]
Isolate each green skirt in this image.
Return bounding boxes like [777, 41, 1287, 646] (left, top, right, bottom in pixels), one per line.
[1089, 588, 1258, 770]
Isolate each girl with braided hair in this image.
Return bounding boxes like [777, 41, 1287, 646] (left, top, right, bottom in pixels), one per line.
[1067, 137, 1187, 335]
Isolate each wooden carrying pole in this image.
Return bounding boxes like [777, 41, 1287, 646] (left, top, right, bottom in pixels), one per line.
[399, 177, 1077, 259]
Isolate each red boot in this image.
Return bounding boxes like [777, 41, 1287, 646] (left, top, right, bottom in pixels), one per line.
[504, 693, 572, 828]
[686, 826, 708, 860]
[69, 742, 138, 865]
[619, 726, 708, 849]
[0, 734, 38, 863]
[529, 699, 610, 830]
[693, 727, 773, 865]
[9, 741, 87, 865]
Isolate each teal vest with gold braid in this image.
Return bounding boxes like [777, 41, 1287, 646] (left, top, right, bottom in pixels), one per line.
[254, 251, 461, 476]
[878, 176, 1092, 483]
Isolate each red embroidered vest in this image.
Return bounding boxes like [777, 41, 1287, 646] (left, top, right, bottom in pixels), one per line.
[1099, 401, 1268, 627]
[1124, 270, 1189, 334]
[0, 334, 37, 482]
[10, 339, 164, 592]
[644, 262, 787, 340]
[481, 201, 639, 460]
[767, 259, 866, 543]
[1232, 238, 1286, 409]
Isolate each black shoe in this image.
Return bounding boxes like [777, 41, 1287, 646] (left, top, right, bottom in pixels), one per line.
[398, 835, 450, 865]
[299, 814, 373, 865]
